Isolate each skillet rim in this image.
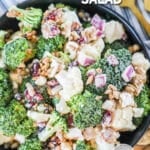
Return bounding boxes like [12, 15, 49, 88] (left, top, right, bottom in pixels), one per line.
[0, 0, 149, 148]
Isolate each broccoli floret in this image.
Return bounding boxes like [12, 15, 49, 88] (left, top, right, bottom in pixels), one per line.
[17, 119, 36, 137]
[7, 6, 42, 33]
[133, 85, 150, 126]
[3, 38, 35, 70]
[0, 30, 7, 49]
[76, 140, 94, 150]
[36, 35, 66, 59]
[0, 69, 13, 106]
[0, 100, 35, 137]
[135, 85, 150, 116]
[67, 91, 102, 129]
[87, 48, 131, 94]
[19, 138, 42, 150]
[38, 111, 68, 142]
[104, 40, 129, 52]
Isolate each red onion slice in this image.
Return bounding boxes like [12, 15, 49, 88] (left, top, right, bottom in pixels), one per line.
[77, 52, 95, 67]
[87, 69, 96, 76]
[102, 111, 112, 127]
[122, 65, 135, 82]
[94, 74, 107, 88]
[91, 14, 105, 37]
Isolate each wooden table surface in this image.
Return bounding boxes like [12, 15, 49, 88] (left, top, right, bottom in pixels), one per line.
[134, 128, 150, 150]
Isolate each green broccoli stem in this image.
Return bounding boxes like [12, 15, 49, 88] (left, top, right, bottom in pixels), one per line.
[38, 111, 68, 142]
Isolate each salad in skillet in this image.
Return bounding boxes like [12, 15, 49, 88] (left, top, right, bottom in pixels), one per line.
[0, 3, 150, 150]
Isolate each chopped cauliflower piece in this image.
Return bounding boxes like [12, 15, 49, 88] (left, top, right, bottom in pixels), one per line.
[81, 26, 98, 42]
[104, 21, 125, 43]
[15, 134, 25, 144]
[111, 107, 136, 131]
[65, 128, 84, 140]
[101, 128, 120, 143]
[65, 41, 79, 59]
[102, 100, 116, 112]
[35, 76, 47, 86]
[96, 133, 115, 150]
[91, 37, 105, 55]
[79, 42, 104, 60]
[132, 52, 150, 72]
[27, 111, 50, 122]
[48, 58, 65, 78]
[119, 92, 135, 108]
[56, 99, 70, 114]
[61, 141, 72, 150]
[55, 67, 83, 101]
[83, 127, 96, 141]
[61, 10, 81, 38]
[133, 108, 144, 118]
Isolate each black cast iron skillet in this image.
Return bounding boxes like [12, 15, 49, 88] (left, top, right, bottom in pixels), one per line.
[0, 0, 150, 149]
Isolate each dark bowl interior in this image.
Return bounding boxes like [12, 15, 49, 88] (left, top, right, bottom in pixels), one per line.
[0, 0, 150, 149]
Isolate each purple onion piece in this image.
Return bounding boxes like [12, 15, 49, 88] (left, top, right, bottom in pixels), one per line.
[77, 36, 86, 44]
[87, 69, 96, 76]
[91, 14, 105, 37]
[31, 62, 40, 77]
[77, 52, 95, 67]
[24, 90, 33, 101]
[69, 61, 79, 68]
[47, 79, 59, 88]
[102, 111, 112, 126]
[33, 93, 44, 102]
[94, 74, 107, 88]
[49, 24, 60, 37]
[107, 55, 119, 66]
[122, 65, 135, 82]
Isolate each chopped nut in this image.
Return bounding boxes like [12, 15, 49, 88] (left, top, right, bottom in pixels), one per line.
[25, 30, 38, 43]
[38, 57, 51, 77]
[69, 31, 80, 41]
[105, 85, 120, 100]
[86, 75, 94, 85]
[81, 26, 97, 43]
[9, 64, 29, 89]
[96, 68, 102, 74]
[125, 84, 137, 95]
[71, 22, 80, 31]
[128, 44, 140, 53]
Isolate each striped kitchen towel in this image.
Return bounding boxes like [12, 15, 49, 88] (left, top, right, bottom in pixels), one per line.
[0, 0, 150, 54]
